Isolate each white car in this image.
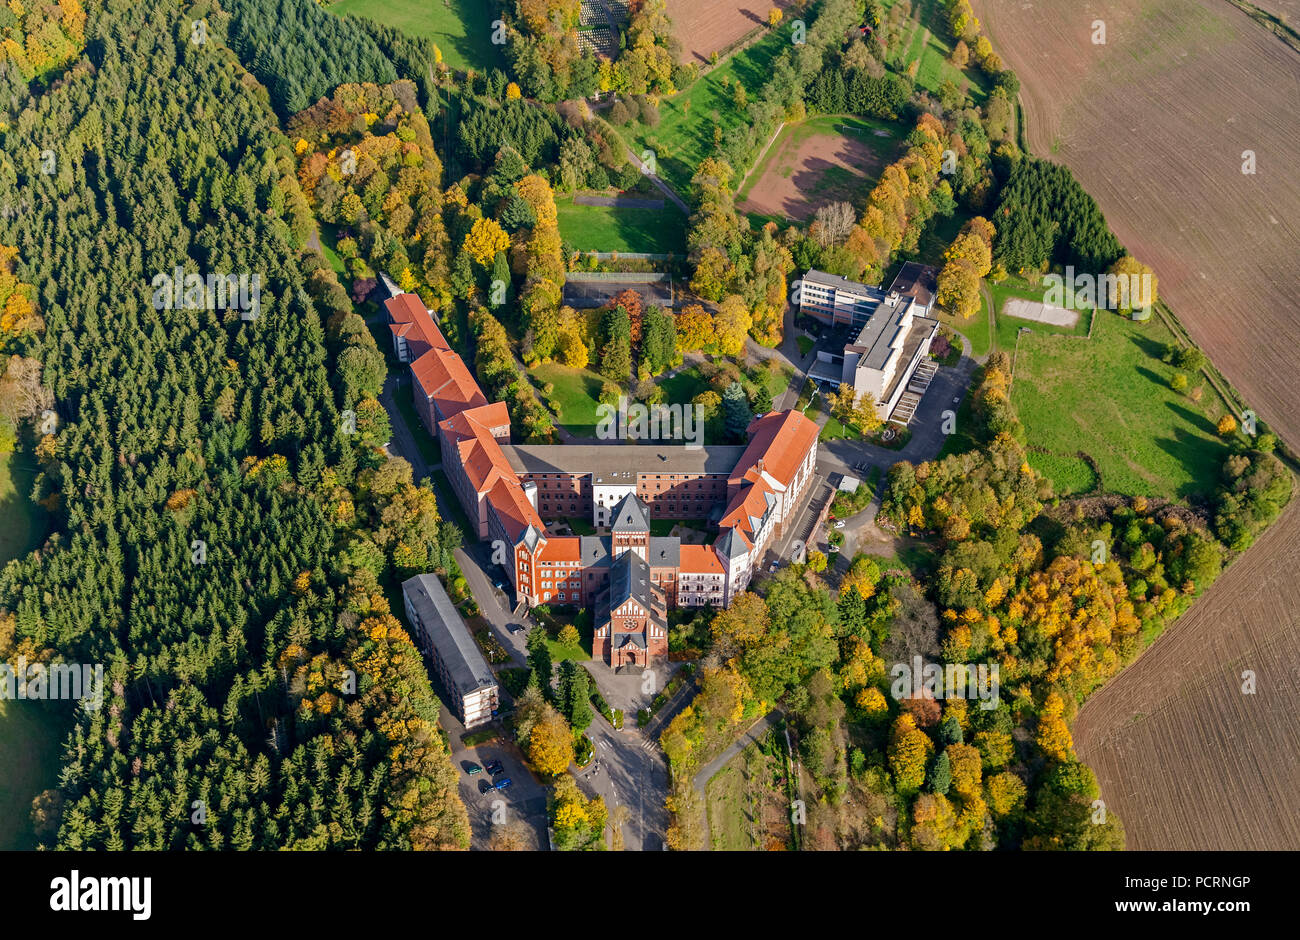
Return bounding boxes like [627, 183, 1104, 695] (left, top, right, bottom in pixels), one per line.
[828, 544, 841, 553]
[833, 520, 846, 529]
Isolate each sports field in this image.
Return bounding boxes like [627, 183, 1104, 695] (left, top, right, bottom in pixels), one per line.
[738, 115, 904, 225]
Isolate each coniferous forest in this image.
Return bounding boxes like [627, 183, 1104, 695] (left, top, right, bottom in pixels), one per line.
[0, 0, 468, 849]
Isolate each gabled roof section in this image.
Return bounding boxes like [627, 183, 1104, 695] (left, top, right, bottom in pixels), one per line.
[679, 544, 724, 575]
[486, 476, 546, 546]
[729, 410, 819, 491]
[385, 293, 450, 358]
[611, 493, 652, 534]
[647, 536, 680, 568]
[715, 526, 750, 560]
[609, 550, 652, 612]
[538, 537, 581, 562]
[580, 535, 612, 567]
[411, 345, 488, 422]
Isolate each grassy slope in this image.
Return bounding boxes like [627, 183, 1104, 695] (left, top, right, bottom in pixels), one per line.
[1011, 312, 1233, 499]
[0, 452, 63, 850]
[327, 0, 504, 74]
[619, 26, 791, 195]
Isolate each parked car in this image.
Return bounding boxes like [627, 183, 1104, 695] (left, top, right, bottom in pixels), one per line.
[485, 760, 505, 776]
[506, 623, 524, 635]
[478, 779, 494, 794]
[465, 762, 482, 776]
[494, 778, 512, 791]
[834, 520, 846, 529]
[829, 544, 841, 553]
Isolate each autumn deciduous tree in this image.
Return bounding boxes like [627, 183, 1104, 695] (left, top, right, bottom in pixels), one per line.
[1036, 692, 1073, 761]
[1105, 254, 1158, 313]
[986, 771, 1027, 817]
[529, 706, 575, 776]
[937, 256, 981, 319]
[888, 713, 932, 794]
[463, 217, 510, 267]
[675, 304, 713, 352]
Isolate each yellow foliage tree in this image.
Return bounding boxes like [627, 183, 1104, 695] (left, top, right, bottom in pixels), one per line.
[888, 713, 932, 793]
[463, 217, 510, 268]
[528, 708, 575, 776]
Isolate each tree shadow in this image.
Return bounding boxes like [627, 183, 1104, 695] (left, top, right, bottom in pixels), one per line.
[1165, 399, 1218, 437]
[1129, 330, 1168, 361]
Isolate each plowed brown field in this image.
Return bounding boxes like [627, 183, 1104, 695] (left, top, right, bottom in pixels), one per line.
[976, 0, 1300, 849]
[666, 0, 793, 64]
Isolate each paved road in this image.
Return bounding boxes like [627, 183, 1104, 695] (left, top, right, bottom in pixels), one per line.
[577, 712, 670, 851]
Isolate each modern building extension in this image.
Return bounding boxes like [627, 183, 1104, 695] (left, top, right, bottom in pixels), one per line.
[798, 264, 942, 424]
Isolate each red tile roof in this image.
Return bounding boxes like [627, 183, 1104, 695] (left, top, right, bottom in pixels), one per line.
[486, 476, 544, 544]
[679, 544, 724, 575]
[729, 410, 819, 490]
[538, 537, 581, 562]
[385, 293, 450, 358]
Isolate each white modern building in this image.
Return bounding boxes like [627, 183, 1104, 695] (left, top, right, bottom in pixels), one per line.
[798, 265, 941, 424]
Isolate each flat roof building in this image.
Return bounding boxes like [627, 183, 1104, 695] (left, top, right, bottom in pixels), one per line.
[401, 573, 499, 729]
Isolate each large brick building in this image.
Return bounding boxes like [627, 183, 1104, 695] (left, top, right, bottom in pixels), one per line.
[385, 290, 821, 669]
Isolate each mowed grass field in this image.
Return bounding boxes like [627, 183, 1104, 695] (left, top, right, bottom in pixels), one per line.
[619, 25, 791, 195]
[0, 452, 63, 850]
[1010, 312, 1232, 500]
[529, 361, 607, 437]
[556, 195, 689, 255]
[327, 0, 503, 73]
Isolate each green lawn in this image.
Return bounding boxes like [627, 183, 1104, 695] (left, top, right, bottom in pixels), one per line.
[884, 0, 991, 103]
[796, 335, 815, 357]
[1011, 313, 1233, 499]
[0, 451, 60, 850]
[327, 0, 504, 74]
[650, 518, 708, 537]
[556, 195, 689, 255]
[619, 25, 792, 195]
[657, 367, 708, 406]
[1027, 452, 1098, 498]
[531, 361, 608, 436]
[936, 291, 991, 359]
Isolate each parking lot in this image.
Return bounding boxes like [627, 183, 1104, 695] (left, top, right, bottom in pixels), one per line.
[443, 706, 550, 850]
